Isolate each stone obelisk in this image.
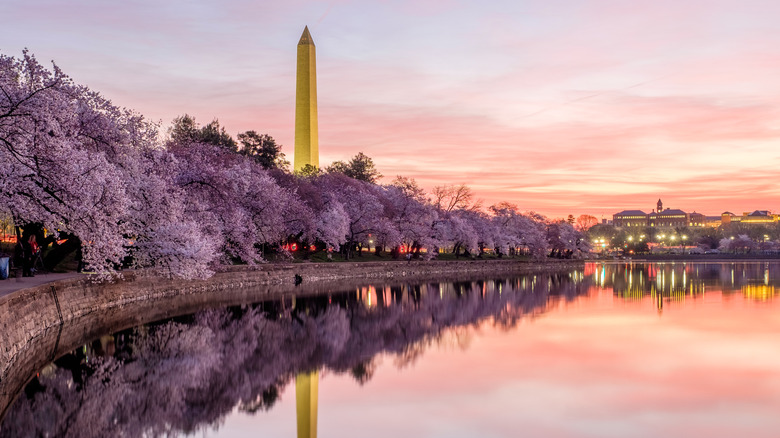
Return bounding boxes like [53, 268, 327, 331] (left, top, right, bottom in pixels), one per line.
[294, 26, 319, 172]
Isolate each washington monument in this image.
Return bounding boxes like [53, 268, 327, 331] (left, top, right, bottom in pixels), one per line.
[294, 26, 319, 171]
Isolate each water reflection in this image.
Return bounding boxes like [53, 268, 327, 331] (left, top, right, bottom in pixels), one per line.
[590, 261, 780, 305]
[6, 262, 780, 437]
[0, 271, 589, 438]
[296, 371, 318, 438]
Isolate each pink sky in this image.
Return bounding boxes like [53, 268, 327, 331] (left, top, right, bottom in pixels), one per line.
[4, 0, 780, 218]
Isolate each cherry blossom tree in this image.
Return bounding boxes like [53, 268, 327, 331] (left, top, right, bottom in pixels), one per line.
[719, 234, 756, 254]
[317, 173, 392, 258]
[431, 183, 479, 212]
[168, 141, 302, 263]
[546, 220, 589, 258]
[383, 177, 438, 256]
[0, 51, 161, 274]
[2, 49, 594, 276]
[1, 51, 306, 276]
[490, 202, 526, 256]
[458, 209, 496, 256]
[315, 195, 350, 251]
[434, 212, 479, 257]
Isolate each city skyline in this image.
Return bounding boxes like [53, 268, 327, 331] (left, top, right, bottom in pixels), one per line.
[4, 1, 780, 218]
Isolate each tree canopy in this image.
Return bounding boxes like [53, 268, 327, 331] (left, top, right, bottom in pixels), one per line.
[237, 130, 288, 169]
[170, 114, 237, 151]
[327, 152, 382, 183]
[0, 50, 590, 278]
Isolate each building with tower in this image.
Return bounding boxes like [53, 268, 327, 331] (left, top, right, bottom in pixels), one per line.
[648, 208, 689, 228]
[613, 199, 706, 228]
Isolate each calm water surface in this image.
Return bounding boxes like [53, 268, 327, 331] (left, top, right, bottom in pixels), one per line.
[4, 261, 780, 437]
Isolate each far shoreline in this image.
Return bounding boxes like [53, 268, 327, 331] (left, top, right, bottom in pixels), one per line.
[4, 253, 779, 298]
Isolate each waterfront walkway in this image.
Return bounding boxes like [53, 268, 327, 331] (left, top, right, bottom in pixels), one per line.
[0, 272, 82, 298]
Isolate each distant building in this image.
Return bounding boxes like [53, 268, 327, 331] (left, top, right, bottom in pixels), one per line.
[649, 208, 688, 228]
[613, 210, 647, 227]
[742, 210, 776, 224]
[723, 210, 780, 226]
[689, 212, 706, 227]
[612, 199, 721, 229]
[704, 216, 722, 227]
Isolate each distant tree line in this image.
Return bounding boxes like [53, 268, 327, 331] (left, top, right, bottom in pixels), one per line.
[586, 221, 780, 254]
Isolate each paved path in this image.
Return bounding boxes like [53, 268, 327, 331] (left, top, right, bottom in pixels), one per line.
[0, 272, 83, 298]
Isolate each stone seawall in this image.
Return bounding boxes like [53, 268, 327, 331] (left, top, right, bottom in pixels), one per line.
[0, 259, 581, 417]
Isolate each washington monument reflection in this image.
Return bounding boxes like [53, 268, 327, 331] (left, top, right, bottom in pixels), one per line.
[296, 371, 319, 438]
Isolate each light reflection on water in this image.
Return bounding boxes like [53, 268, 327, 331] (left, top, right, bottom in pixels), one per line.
[4, 262, 780, 437]
[592, 261, 780, 308]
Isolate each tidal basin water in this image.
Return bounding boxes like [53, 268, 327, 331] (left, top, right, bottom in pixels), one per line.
[4, 261, 780, 437]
